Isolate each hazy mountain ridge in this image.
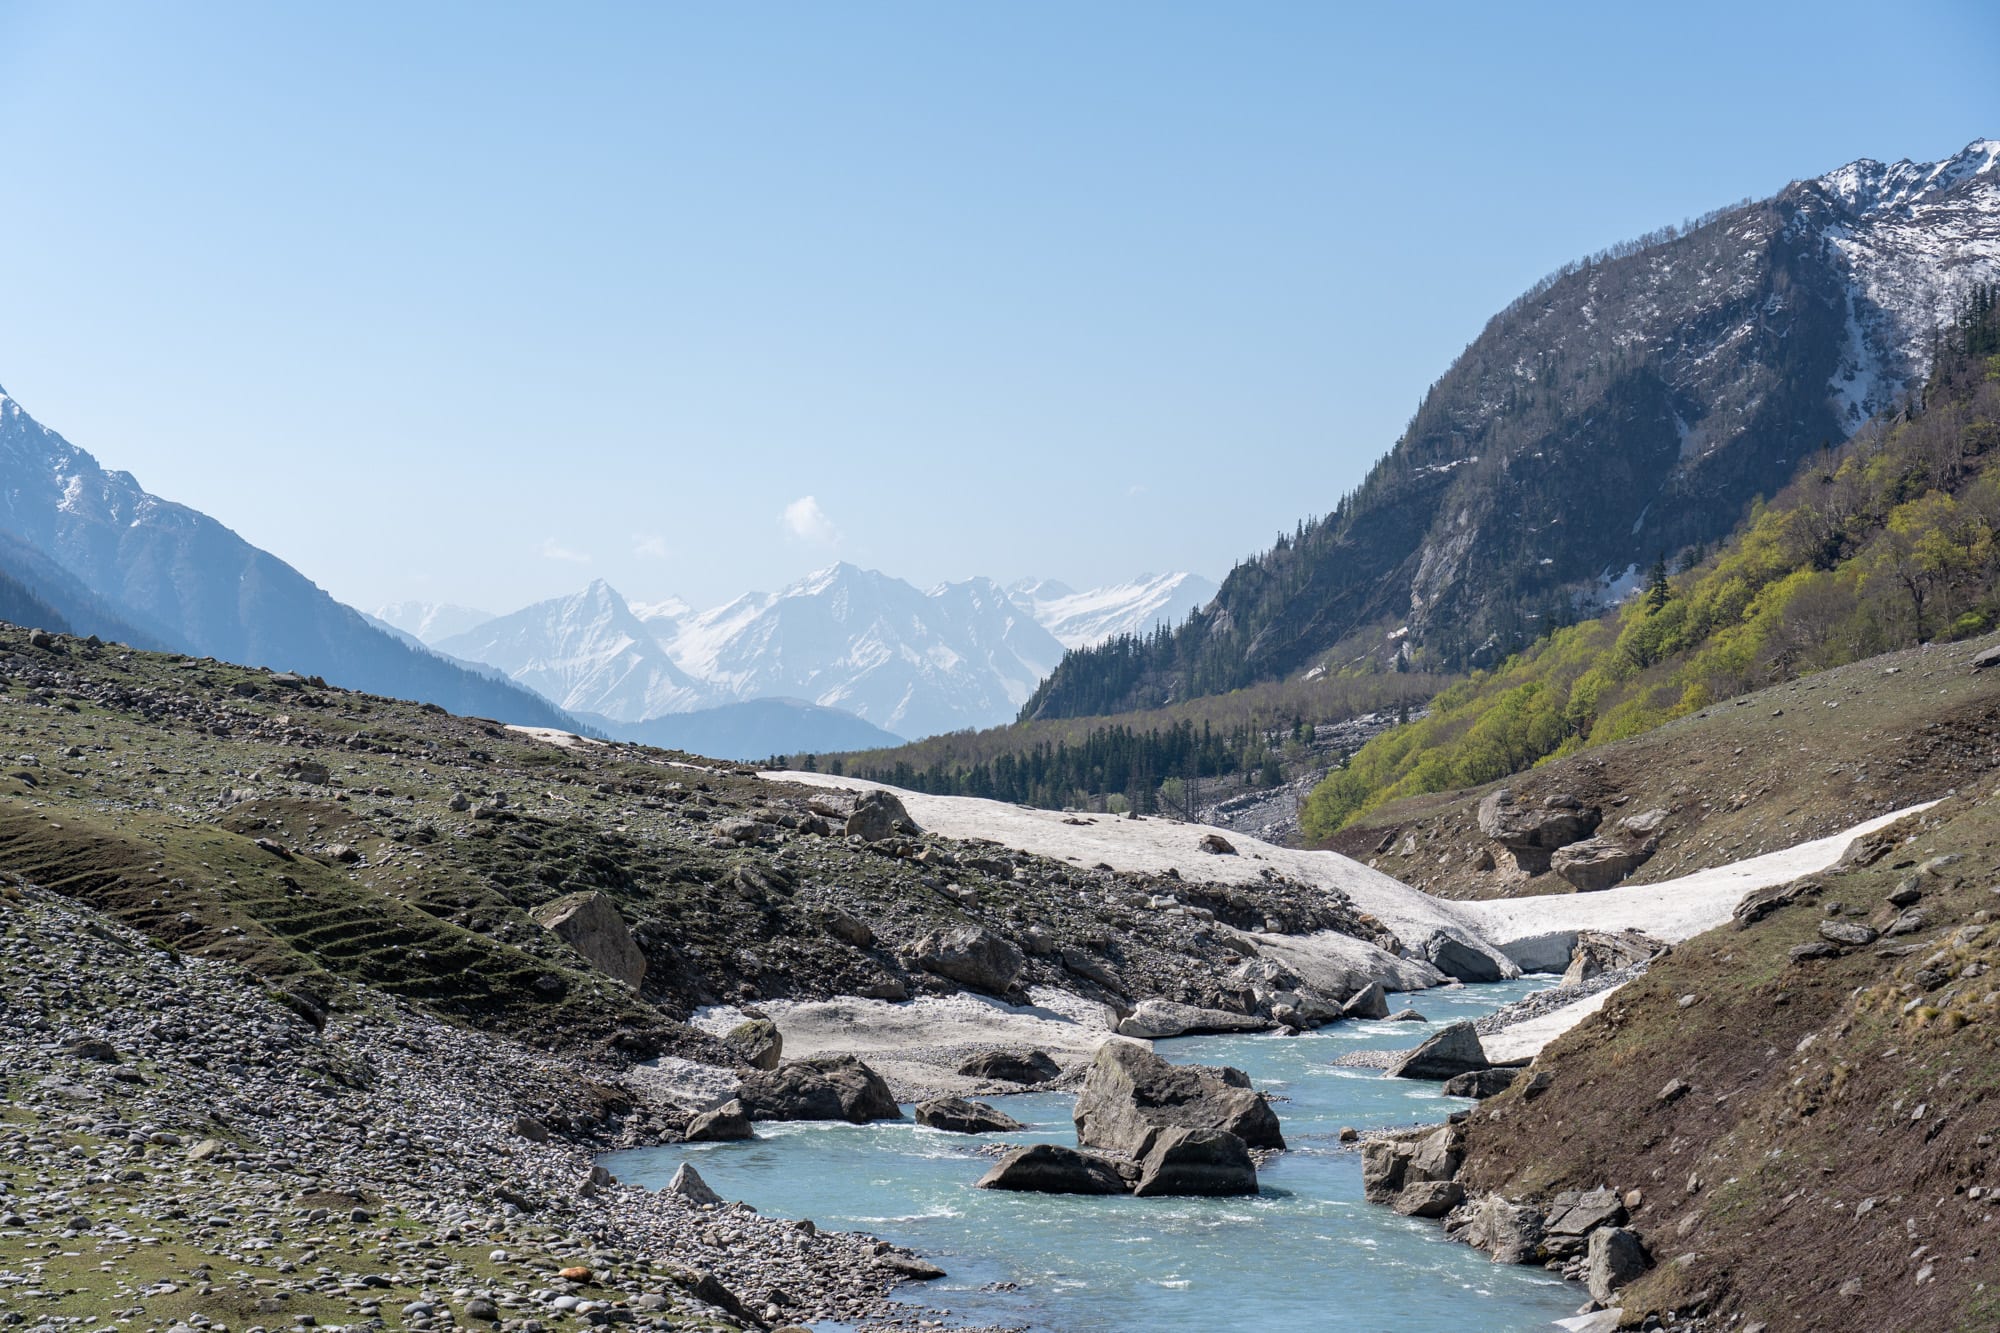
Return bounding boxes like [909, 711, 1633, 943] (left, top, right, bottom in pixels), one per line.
[0, 385, 581, 730]
[422, 566, 1212, 744]
[1024, 139, 2000, 721]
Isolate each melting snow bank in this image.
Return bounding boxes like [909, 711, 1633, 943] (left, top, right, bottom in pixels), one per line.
[764, 772, 1938, 1060]
[1457, 802, 1938, 972]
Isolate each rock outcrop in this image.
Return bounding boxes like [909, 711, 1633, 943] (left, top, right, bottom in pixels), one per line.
[914, 926, 1025, 995]
[1477, 789, 1601, 873]
[1561, 930, 1668, 985]
[724, 1018, 783, 1071]
[529, 890, 647, 989]
[1551, 836, 1656, 891]
[846, 789, 918, 842]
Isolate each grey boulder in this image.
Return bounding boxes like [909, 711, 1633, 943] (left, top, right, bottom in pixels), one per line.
[956, 1049, 1061, 1085]
[1132, 1126, 1258, 1197]
[530, 890, 647, 989]
[1073, 1041, 1284, 1157]
[975, 1144, 1128, 1195]
[915, 926, 1025, 995]
[1115, 999, 1270, 1039]
[1385, 1022, 1489, 1081]
[914, 1096, 1023, 1135]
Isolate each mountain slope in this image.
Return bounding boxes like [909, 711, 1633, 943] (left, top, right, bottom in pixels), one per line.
[1025, 139, 2000, 720]
[1010, 572, 1217, 649]
[0, 384, 581, 728]
[433, 580, 712, 723]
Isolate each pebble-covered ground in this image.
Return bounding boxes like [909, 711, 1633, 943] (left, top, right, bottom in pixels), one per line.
[0, 880, 961, 1332]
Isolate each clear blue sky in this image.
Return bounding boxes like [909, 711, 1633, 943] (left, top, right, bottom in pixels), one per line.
[1, 2, 1994, 615]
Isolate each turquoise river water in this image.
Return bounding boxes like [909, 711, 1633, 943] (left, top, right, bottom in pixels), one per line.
[604, 978, 1583, 1332]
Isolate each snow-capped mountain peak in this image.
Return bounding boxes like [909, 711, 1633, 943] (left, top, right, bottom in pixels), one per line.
[1011, 571, 1219, 650]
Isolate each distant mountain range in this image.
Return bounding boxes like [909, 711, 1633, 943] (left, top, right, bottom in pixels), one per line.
[411, 565, 1212, 744]
[1025, 137, 2000, 719]
[0, 385, 580, 731]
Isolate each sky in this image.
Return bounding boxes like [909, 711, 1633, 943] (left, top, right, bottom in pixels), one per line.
[0, 2, 1995, 617]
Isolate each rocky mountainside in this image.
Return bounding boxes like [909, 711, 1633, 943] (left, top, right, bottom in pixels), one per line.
[1026, 139, 2000, 719]
[1008, 572, 1217, 650]
[373, 599, 496, 644]
[0, 384, 580, 729]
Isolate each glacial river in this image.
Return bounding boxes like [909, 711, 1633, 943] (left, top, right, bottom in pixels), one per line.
[605, 978, 1582, 1332]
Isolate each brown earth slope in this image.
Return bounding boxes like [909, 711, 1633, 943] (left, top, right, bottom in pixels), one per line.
[1451, 790, 2000, 1331]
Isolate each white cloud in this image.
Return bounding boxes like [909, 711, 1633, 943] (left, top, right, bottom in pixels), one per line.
[782, 495, 839, 545]
[632, 534, 671, 559]
[538, 537, 591, 564]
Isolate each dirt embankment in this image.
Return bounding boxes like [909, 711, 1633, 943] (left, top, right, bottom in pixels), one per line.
[1326, 634, 2000, 901]
[1448, 791, 2000, 1330]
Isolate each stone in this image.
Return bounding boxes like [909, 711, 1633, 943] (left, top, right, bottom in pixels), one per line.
[511, 1113, 549, 1142]
[66, 1038, 121, 1063]
[1586, 1226, 1647, 1301]
[667, 1162, 723, 1205]
[956, 1049, 1061, 1084]
[1442, 1068, 1519, 1099]
[1198, 833, 1237, 855]
[914, 1096, 1023, 1134]
[1477, 788, 1600, 872]
[530, 891, 647, 989]
[1115, 998, 1270, 1039]
[1817, 920, 1880, 947]
[845, 789, 917, 842]
[1551, 836, 1656, 892]
[1885, 908, 1928, 937]
[1449, 1193, 1546, 1265]
[1562, 929, 1667, 986]
[915, 925, 1025, 995]
[976, 1144, 1128, 1195]
[1421, 932, 1511, 983]
[684, 1100, 754, 1142]
[1361, 1137, 1414, 1201]
[825, 912, 875, 948]
[1339, 982, 1391, 1020]
[1132, 1126, 1258, 1197]
[735, 1057, 901, 1123]
[1073, 1041, 1284, 1157]
[689, 1272, 756, 1324]
[1392, 1179, 1465, 1218]
[875, 1252, 946, 1280]
[1789, 941, 1841, 963]
[1658, 1078, 1691, 1104]
[1545, 1187, 1627, 1241]
[724, 1018, 783, 1071]
[1385, 1022, 1488, 1080]
[1404, 1124, 1463, 1183]
[1617, 807, 1670, 838]
[1974, 644, 2000, 670]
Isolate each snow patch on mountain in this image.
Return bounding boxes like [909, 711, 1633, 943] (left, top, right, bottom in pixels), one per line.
[1010, 571, 1218, 649]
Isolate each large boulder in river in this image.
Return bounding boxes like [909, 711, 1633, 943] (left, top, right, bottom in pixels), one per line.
[1385, 1022, 1489, 1081]
[1477, 789, 1600, 873]
[734, 1056, 901, 1124]
[1073, 1041, 1284, 1157]
[1116, 999, 1271, 1039]
[683, 1099, 754, 1142]
[1551, 836, 1656, 892]
[956, 1049, 1061, 1085]
[914, 1096, 1023, 1134]
[976, 1144, 1128, 1195]
[1339, 982, 1392, 1020]
[530, 891, 647, 989]
[1133, 1126, 1258, 1197]
[915, 926, 1025, 995]
[846, 789, 918, 842]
